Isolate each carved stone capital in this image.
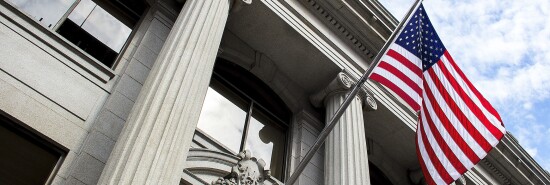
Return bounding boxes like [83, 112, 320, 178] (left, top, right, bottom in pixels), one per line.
[310, 72, 377, 111]
[362, 87, 377, 111]
[310, 72, 354, 107]
[212, 150, 282, 185]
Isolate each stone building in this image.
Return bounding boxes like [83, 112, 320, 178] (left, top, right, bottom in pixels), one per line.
[0, 0, 549, 184]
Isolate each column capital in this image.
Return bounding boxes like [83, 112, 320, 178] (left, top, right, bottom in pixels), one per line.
[310, 72, 354, 108]
[310, 72, 377, 111]
[363, 87, 377, 111]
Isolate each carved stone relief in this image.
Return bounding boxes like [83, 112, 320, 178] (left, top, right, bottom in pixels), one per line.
[310, 72, 378, 111]
[212, 150, 283, 185]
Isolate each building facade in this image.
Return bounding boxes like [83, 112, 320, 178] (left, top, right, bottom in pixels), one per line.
[0, 0, 549, 184]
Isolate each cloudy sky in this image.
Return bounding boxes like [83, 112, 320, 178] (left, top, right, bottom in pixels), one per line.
[379, 0, 550, 171]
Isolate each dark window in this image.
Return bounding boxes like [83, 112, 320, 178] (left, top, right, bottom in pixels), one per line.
[196, 59, 291, 181]
[5, 0, 146, 67]
[0, 115, 65, 185]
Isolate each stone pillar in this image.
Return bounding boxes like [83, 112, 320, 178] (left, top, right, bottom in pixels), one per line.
[98, 0, 230, 184]
[310, 72, 377, 185]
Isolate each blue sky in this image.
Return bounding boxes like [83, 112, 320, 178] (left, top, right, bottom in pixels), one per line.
[379, 0, 550, 171]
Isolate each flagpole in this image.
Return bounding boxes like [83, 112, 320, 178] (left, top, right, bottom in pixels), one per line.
[285, 0, 423, 184]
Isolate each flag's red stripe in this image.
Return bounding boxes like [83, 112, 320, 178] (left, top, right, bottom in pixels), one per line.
[416, 126, 437, 185]
[435, 61, 505, 142]
[426, 67, 493, 153]
[423, 78, 481, 164]
[443, 52, 503, 125]
[387, 49, 423, 78]
[378, 61, 422, 95]
[419, 117, 454, 183]
[371, 73, 420, 111]
[421, 100, 467, 174]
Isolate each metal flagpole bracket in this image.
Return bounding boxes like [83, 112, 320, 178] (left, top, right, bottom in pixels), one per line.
[285, 0, 423, 184]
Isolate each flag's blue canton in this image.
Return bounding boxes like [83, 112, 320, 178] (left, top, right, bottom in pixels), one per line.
[394, 5, 446, 71]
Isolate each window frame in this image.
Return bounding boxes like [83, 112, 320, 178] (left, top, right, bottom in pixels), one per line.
[211, 71, 289, 152]
[196, 69, 291, 181]
[4, 0, 144, 70]
[0, 113, 67, 185]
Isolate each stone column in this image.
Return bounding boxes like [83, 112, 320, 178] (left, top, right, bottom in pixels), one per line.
[98, 0, 231, 184]
[311, 72, 377, 185]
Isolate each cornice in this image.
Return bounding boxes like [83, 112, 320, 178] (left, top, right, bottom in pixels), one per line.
[481, 159, 511, 185]
[302, 0, 375, 60]
[499, 133, 550, 184]
[300, 0, 397, 63]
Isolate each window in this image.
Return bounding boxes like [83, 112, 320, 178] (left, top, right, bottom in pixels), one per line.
[0, 115, 66, 185]
[196, 60, 291, 181]
[5, 0, 145, 67]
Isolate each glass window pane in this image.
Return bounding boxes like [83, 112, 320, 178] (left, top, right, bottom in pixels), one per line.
[67, 0, 95, 26]
[70, 1, 131, 52]
[6, 0, 74, 28]
[245, 110, 286, 181]
[197, 80, 249, 154]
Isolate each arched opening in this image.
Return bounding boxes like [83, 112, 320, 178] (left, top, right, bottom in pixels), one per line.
[193, 58, 291, 181]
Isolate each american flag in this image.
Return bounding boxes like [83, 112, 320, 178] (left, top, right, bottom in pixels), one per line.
[370, 4, 506, 185]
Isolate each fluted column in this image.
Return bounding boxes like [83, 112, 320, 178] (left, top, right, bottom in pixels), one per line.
[98, 0, 230, 184]
[311, 72, 377, 185]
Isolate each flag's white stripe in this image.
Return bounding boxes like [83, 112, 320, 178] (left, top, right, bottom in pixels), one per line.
[423, 72, 487, 158]
[373, 67, 421, 105]
[417, 123, 446, 185]
[379, 55, 423, 85]
[389, 44, 423, 71]
[432, 63, 499, 146]
[422, 86, 475, 168]
[440, 56, 506, 135]
[381, 46, 423, 84]
[420, 109, 461, 179]
[389, 44, 423, 66]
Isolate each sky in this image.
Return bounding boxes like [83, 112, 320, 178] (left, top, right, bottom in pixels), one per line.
[379, 0, 550, 171]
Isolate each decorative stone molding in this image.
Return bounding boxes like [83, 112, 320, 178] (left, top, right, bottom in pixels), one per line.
[362, 87, 377, 111]
[482, 159, 511, 185]
[310, 72, 360, 107]
[309, 72, 377, 111]
[302, 0, 377, 58]
[212, 150, 283, 185]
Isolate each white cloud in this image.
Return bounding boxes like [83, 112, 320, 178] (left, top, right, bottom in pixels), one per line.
[526, 148, 538, 158]
[380, 0, 550, 172]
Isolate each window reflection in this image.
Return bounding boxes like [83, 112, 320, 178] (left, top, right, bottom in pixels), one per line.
[7, 0, 138, 67]
[196, 72, 289, 181]
[68, 0, 131, 52]
[6, 0, 73, 28]
[56, 0, 133, 66]
[196, 80, 249, 154]
[66, 0, 95, 25]
[245, 110, 285, 180]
